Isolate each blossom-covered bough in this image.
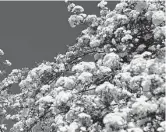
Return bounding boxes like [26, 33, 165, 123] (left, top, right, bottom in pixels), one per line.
[0, 49, 29, 131]
[0, 49, 12, 132]
[0, 0, 165, 132]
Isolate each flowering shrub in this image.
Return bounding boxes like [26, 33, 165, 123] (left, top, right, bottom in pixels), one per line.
[0, 0, 165, 132]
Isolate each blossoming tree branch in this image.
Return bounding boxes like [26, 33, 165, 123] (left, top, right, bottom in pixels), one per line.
[0, 0, 165, 132]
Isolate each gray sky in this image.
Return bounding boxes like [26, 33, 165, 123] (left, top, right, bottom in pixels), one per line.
[0, 1, 118, 131]
[0, 1, 118, 70]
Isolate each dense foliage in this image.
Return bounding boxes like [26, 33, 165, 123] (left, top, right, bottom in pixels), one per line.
[0, 0, 165, 132]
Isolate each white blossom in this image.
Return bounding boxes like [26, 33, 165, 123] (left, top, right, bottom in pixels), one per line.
[89, 38, 101, 48]
[19, 75, 32, 88]
[153, 26, 166, 39]
[54, 114, 64, 126]
[103, 52, 120, 69]
[157, 127, 165, 132]
[96, 81, 116, 93]
[78, 113, 92, 127]
[4, 60, 12, 66]
[114, 27, 124, 37]
[78, 112, 91, 119]
[129, 10, 140, 19]
[67, 3, 75, 12]
[131, 96, 158, 117]
[71, 5, 84, 13]
[68, 14, 84, 28]
[28, 63, 52, 78]
[36, 95, 54, 104]
[128, 122, 136, 128]
[121, 34, 133, 42]
[78, 34, 90, 45]
[40, 85, 50, 92]
[72, 61, 96, 73]
[115, 2, 128, 12]
[97, 0, 107, 9]
[98, 66, 111, 74]
[0, 124, 7, 130]
[64, 0, 68, 3]
[56, 76, 75, 89]
[68, 122, 79, 132]
[78, 72, 92, 83]
[26, 118, 35, 127]
[103, 112, 126, 129]
[116, 14, 129, 24]
[160, 121, 166, 131]
[0, 49, 4, 56]
[129, 56, 147, 75]
[54, 91, 72, 106]
[152, 10, 165, 26]
[105, 17, 115, 26]
[106, 11, 116, 18]
[12, 121, 24, 131]
[85, 15, 98, 27]
[58, 63, 65, 71]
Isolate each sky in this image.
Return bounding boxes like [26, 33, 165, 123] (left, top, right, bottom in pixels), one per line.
[0, 1, 119, 131]
[0, 1, 118, 71]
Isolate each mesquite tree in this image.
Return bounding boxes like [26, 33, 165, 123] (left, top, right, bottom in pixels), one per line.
[1, 0, 165, 132]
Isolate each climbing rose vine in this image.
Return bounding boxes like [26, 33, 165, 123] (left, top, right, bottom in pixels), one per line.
[0, 0, 165, 132]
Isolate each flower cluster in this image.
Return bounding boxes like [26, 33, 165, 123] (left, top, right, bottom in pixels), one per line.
[2, 0, 165, 132]
[0, 49, 18, 131]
